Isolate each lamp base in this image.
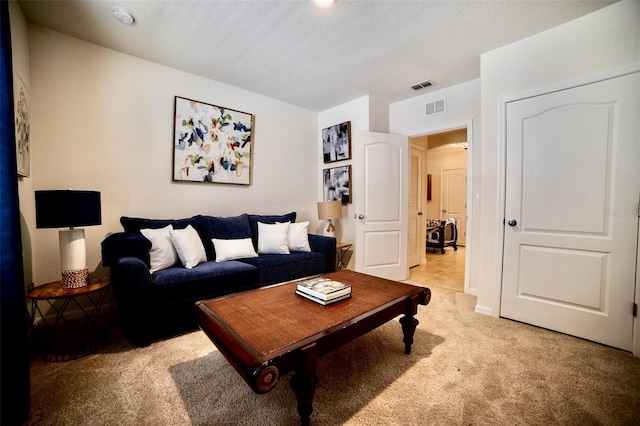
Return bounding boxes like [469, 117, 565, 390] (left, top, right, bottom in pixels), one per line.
[61, 267, 89, 289]
[59, 228, 88, 289]
[324, 220, 336, 238]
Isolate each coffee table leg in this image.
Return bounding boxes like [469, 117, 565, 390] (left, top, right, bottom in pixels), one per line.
[399, 314, 419, 354]
[290, 343, 319, 426]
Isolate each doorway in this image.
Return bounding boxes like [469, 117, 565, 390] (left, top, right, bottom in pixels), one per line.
[407, 126, 470, 293]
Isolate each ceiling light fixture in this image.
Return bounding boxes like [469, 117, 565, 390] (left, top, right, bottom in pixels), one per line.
[112, 7, 135, 25]
[315, 0, 336, 7]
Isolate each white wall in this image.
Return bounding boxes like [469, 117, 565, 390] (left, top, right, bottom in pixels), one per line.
[28, 26, 319, 285]
[390, 79, 480, 137]
[317, 95, 371, 268]
[10, 0, 33, 289]
[477, 0, 640, 315]
[369, 95, 389, 133]
[390, 79, 480, 294]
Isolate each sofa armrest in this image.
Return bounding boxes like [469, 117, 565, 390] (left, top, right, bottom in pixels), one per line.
[110, 256, 154, 346]
[101, 232, 151, 267]
[308, 234, 337, 273]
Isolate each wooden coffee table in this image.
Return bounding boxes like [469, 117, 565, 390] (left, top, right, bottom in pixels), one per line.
[195, 269, 431, 425]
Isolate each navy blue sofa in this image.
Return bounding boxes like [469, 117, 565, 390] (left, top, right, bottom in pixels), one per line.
[101, 212, 336, 346]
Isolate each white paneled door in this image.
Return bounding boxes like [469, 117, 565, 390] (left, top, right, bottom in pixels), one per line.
[355, 131, 409, 281]
[441, 168, 466, 245]
[501, 72, 639, 351]
[409, 146, 424, 268]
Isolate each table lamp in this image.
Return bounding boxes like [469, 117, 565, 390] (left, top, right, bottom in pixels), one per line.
[317, 200, 342, 238]
[35, 190, 101, 289]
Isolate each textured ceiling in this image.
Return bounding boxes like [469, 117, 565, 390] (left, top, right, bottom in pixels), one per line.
[18, 0, 616, 112]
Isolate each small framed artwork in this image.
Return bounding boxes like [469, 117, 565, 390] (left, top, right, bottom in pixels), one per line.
[323, 165, 351, 204]
[427, 174, 432, 201]
[173, 96, 254, 185]
[14, 72, 30, 177]
[322, 121, 351, 163]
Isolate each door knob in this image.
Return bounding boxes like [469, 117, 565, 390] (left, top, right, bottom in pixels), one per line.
[356, 214, 365, 220]
[418, 212, 423, 216]
[442, 209, 447, 213]
[508, 219, 517, 227]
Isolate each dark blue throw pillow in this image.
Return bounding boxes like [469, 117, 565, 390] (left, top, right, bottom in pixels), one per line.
[120, 216, 200, 235]
[198, 214, 252, 260]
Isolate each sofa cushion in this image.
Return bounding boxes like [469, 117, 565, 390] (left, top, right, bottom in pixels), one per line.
[141, 225, 178, 273]
[238, 251, 325, 286]
[248, 212, 296, 249]
[170, 225, 207, 269]
[212, 238, 258, 262]
[121, 216, 200, 235]
[199, 214, 252, 260]
[151, 260, 259, 301]
[257, 222, 290, 254]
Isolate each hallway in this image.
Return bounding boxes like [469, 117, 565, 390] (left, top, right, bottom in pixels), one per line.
[407, 246, 465, 292]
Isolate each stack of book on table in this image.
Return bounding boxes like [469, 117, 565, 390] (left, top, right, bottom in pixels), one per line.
[296, 276, 352, 305]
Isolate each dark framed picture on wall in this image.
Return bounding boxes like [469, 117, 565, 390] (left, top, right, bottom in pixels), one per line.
[323, 165, 351, 204]
[322, 121, 351, 163]
[14, 72, 30, 177]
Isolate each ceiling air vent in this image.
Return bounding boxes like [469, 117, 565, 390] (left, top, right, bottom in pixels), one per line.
[425, 98, 446, 116]
[411, 80, 433, 91]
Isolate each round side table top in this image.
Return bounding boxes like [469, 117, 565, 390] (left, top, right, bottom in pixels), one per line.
[26, 276, 111, 300]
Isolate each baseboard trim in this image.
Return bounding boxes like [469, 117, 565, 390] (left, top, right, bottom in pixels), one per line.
[31, 302, 117, 327]
[474, 304, 493, 316]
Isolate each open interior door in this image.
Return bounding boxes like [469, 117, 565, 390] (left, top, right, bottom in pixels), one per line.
[409, 146, 424, 267]
[354, 131, 409, 281]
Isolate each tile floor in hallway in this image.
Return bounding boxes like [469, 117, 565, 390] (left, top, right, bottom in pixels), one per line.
[408, 246, 465, 292]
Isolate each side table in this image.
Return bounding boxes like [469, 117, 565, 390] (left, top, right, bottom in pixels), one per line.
[26, 275, 114, 362]
[336, 242, 353, 270]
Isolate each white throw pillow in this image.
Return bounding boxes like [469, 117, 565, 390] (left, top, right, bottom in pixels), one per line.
[258, 222, 290, 254]
[141, 225, 177, 273]
[169, 225, 207, 269]
[281, 221, 311, 252]
[212, 238, 258, 262]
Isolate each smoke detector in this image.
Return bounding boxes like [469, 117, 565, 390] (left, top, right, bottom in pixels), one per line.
[112, 7, 135, 25]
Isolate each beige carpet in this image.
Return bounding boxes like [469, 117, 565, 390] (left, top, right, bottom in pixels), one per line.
[25, 286, 640, 425]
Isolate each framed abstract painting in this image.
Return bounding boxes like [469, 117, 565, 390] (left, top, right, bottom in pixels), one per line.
[173, 96, 254, 185]
[323, 165, 351, 204]
[14, 72, 30, 177]
[322, 121, 351, 163]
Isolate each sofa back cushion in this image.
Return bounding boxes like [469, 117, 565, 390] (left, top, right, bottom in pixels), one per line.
[248, 212, 296, 249]
[199, 214, 252, 260]
[121, 216, 200, 235]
